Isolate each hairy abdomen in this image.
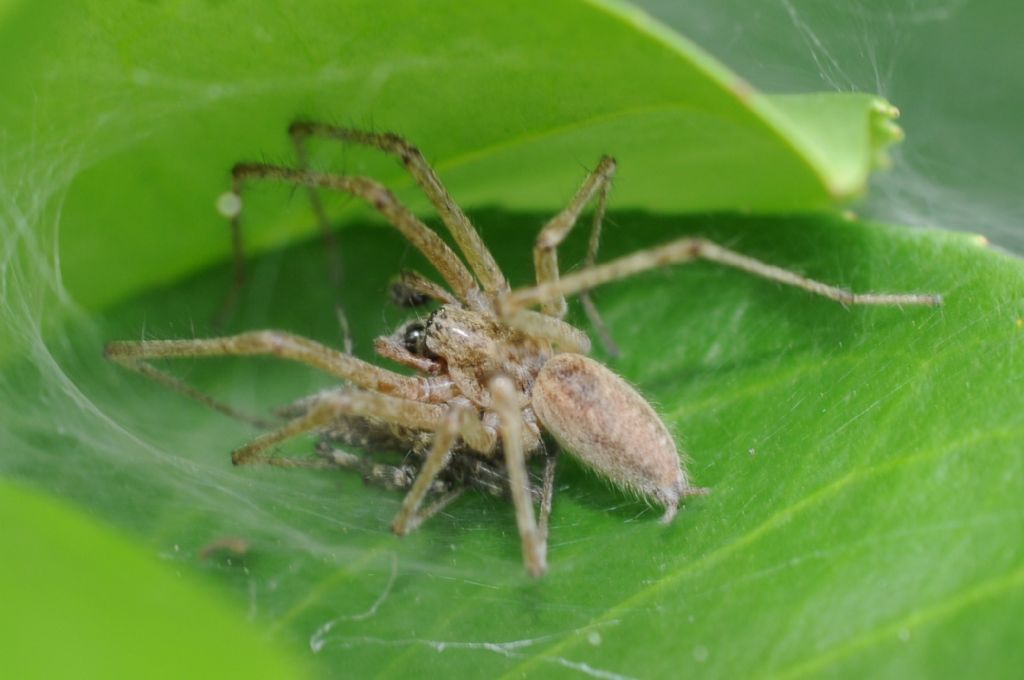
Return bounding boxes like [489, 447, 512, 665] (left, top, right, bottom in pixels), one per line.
[531, 353, 688, 521]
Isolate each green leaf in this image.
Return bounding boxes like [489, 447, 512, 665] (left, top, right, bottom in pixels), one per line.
[2, 2, 1022, 680]
[0, 478, 307, 679]
[6, 212, 1024, 678]
[1, 0, 897, 314]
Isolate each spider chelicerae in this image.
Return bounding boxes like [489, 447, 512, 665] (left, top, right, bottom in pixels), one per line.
[105, 121, 941, 577]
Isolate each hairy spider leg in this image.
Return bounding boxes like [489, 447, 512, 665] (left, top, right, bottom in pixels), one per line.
[318, 441, 550, 506]
[534, 156, 615, 317]
[412, 488, 470, 528]
[579, 168, 620, 357]
[240, 442, 418, 485]
[214, 168, 247, 328]
[389, 270, 461, 308]
[231, 389, 448, 463]
[109, 356, 277, 429]
[236, 392, 501, 536]
[501, 308, 592, 354]
[533, 156, 620, 355]
[390, 403, 498, 536]
[198, 415, 438, 484]
[221, 164, 486, 310]
[316, 444, 427, 489]
[490, 376, 547, 577]
[374, 334, 442, 374]
[193, 419, 468, 523]
[288, 125, 353, 353]
[537, 449, 558, 550]
[290, 122, 509, 294]
[501, 237, 944, 315]
[104, 330, 460, 406]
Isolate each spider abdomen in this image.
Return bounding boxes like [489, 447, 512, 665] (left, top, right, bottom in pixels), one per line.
[531, 353, 690, 522]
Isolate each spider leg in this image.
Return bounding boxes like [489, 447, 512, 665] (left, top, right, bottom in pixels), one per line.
[288, 126, 353, 353]
[289, 122, 509, 294]
[579, 162, 620, 356]
[389, 270, 460, 308]
[318, 441, 547, 503]
[228, 453, 339, 470]
[490, 376, 547, 578]
[538, 448, 558, 550]
[254, 441, 448, 496]
[213, 172, 248, 330]
[219, 164, 485, 309]
[231, 389, 494, 466]
[374, 334, 442, 374]
[579, 291, 620, 358]
[501, 309, 591, 354]
[104, 330, 458, 404]
[415, 487, 469, 526]
[501, 237, 943, 314]
[316, 444, 427, 491]
[391, 403, 497, 536]
[111, 356, 277, 429]
[532, 156, 620, 355]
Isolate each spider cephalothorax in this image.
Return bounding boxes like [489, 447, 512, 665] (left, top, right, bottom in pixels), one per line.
[421, 306, 552, 406]
[106, 122, 941, 576]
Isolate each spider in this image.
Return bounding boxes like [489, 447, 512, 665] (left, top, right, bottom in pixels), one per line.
[105, 122, 942, 577]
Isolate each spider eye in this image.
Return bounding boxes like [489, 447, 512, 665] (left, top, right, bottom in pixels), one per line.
[402, 322, 429, 355]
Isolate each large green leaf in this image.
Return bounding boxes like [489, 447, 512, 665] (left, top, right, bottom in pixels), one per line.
[0, 0, 898, 314]
[2, 1, 1022, 679]
[0, 478, 307, 678]
[6, 212, 1023, 678]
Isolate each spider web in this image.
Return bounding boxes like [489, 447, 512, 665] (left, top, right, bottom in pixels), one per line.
[1, 2, 1021, 678]
[640, 0, 1024, 252]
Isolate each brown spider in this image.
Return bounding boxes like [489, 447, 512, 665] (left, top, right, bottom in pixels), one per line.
[105, 122, 942, 577]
